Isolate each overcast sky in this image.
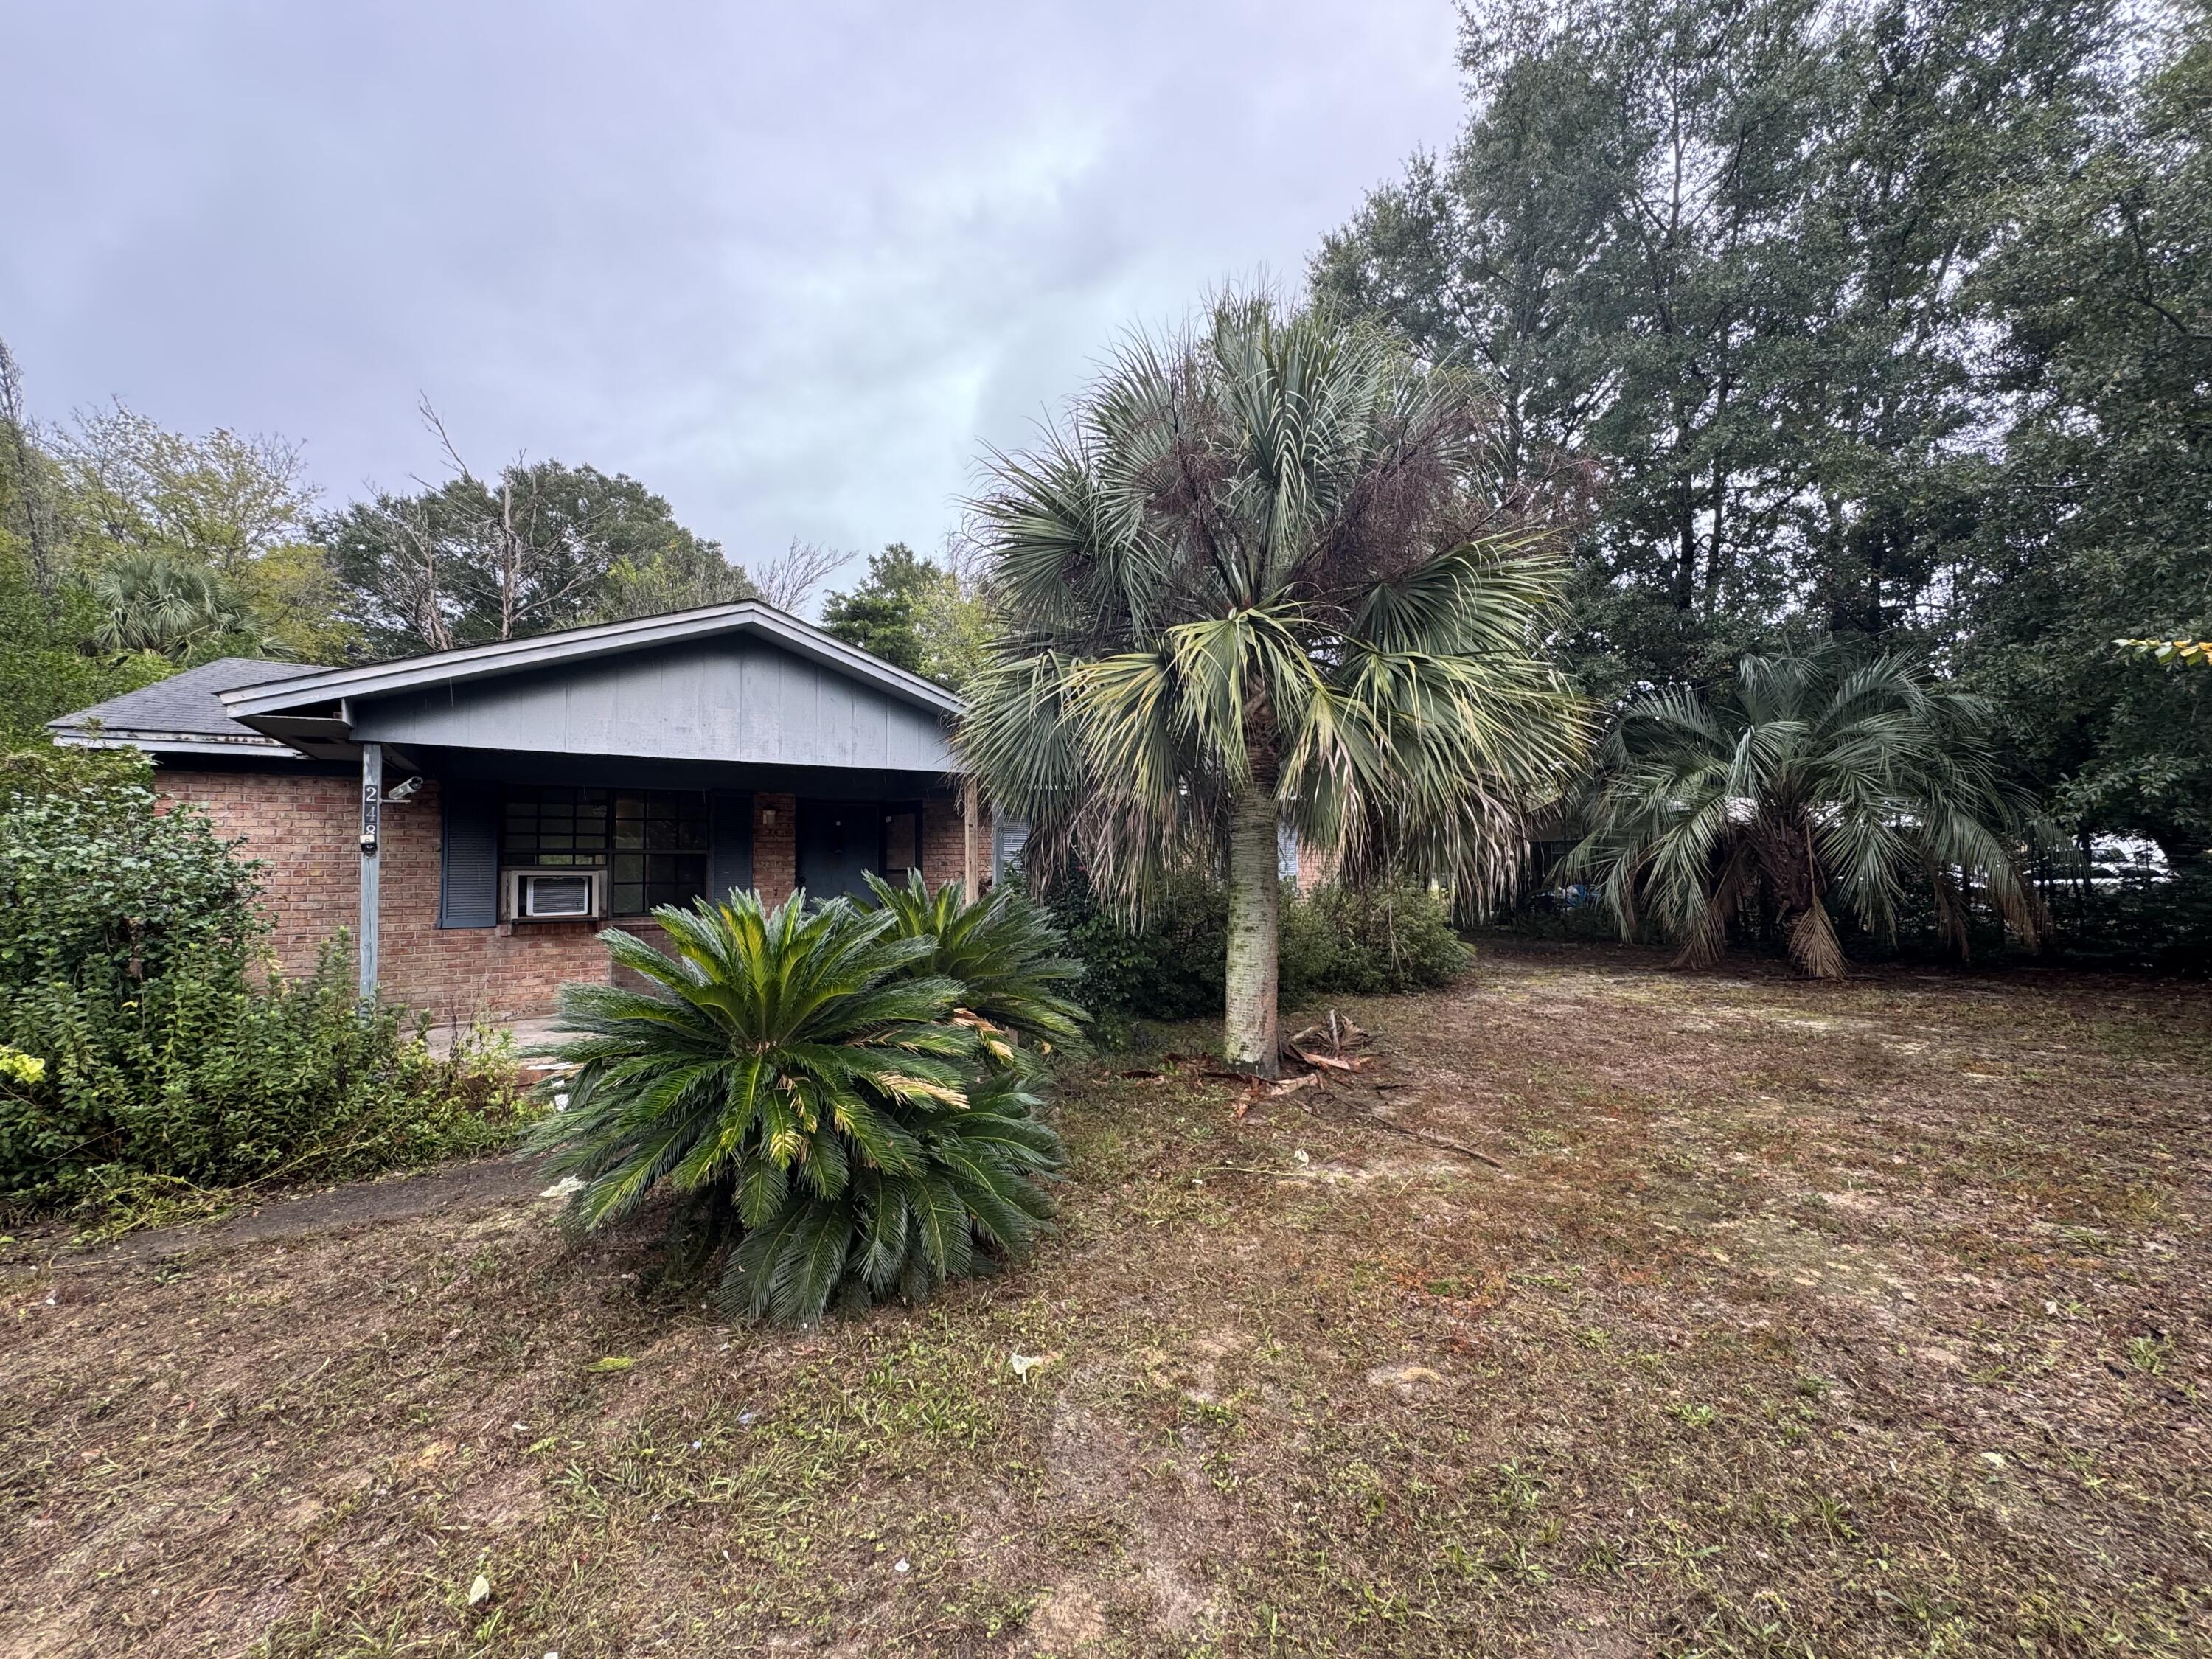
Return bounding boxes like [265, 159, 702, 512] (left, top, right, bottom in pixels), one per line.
[1, 1, 1464, 594]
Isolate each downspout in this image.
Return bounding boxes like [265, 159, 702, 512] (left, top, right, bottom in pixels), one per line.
[359, 740, 382, 999]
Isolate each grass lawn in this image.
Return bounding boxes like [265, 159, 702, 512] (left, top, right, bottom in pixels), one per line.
[3, 940, 2208, 1657]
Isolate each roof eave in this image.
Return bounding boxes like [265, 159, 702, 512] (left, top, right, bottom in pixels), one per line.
[220, 602, 967, 725]
[50, 727, 306, 759]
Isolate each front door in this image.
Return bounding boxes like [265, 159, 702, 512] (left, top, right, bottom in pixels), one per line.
[796, 799, 925, 901]
[797, 799, 880, 900]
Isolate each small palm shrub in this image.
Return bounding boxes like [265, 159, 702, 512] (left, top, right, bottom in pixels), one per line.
[1568, 647, 2051, 977]
[527, 887, 1073, 1325]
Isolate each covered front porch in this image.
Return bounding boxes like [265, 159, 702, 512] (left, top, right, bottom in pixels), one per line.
[346, 745, 984, 1012]
[216, 601, 990, 1019]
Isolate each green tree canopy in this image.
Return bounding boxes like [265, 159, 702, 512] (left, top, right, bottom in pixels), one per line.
[1312, 0, 2212, 877]
[821, 542, 990, 688]
[316, 455, 747, 658]
[85, 551, 283, 663]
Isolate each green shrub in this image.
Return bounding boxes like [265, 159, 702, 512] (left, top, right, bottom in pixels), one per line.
[0, 779, 260, 995]
[528, 886, 1074, 1326]
[0, 779, 529, 1217]
[1019, 864, 1471, 1032]
[861, 869, 1090, 1057]
[1011, 863, 1225, 1025]
[1279, 883, 1470, 999]
[1, 942, 524, 1213]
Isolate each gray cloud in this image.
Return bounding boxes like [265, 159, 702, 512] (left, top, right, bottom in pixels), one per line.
[1, 1, 1463, 591]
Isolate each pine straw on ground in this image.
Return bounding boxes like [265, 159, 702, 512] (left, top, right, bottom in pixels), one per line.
[2, 941, 2208, 1658]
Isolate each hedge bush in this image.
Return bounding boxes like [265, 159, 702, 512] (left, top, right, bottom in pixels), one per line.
[1279, 882, 1470, 999]
[1020, 865, 1470, 1030]
[0, 779, 527, 1217]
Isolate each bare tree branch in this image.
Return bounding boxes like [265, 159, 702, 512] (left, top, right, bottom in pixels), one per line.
[748, 537, 849, 612]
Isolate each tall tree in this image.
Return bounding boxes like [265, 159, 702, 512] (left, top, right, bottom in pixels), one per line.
[318, 408, 743, 657]
[49, 399, 315, 573]
[1962, 3, 2212, 862]
[821, 542, 990, 686]
[960, 295, 1586, 1075]
[1315, 0, 2127, 700]
[0, 345, 181, 747]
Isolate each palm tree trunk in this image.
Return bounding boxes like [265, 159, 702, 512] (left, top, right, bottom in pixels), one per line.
[1224, 785, 1280, 1078]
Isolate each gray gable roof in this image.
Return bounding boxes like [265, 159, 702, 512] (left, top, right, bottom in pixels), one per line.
[221, 601, 964, 724]
[49, 657, 333, 754]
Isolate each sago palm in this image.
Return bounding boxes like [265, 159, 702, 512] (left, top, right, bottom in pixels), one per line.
[959, 292, 1587, 1075]
[1566, 647, 2048, 978]
[862, 869, 1090, 1064]
[526, 889, 1064, 1324]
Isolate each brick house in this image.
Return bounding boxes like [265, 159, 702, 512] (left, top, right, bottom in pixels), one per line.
[49, 602, 999, 1023]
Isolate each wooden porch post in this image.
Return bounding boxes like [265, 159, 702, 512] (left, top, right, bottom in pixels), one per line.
[358, 740, 382, 998]
[961, 776, 981, 902]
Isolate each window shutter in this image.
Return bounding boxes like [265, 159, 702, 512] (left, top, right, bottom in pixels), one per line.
[439, 781, 500, 928]
[709, 790, 753, 905]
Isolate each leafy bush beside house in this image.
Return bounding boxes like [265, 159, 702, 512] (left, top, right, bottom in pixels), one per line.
[0, 780, 527, 1217]
[1279, 882, 1469, 999]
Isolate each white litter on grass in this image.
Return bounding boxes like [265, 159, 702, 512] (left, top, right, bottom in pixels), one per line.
[893, 1558, 911, 1574]
[540, 1177, 583, 1200]
[467, 1573, 491, 1606]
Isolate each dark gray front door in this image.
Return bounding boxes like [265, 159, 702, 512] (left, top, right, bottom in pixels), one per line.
[796, 799, 880, 900]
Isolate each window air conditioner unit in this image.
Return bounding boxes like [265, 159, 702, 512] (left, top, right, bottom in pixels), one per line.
[505, 867, 603, 919]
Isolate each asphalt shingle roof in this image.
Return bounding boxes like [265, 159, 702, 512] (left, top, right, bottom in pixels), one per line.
[48, 657, 334, 741]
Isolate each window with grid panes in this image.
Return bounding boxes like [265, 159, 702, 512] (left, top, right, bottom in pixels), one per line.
[500, 785, 708, 916]
[610, 789, 709, 914]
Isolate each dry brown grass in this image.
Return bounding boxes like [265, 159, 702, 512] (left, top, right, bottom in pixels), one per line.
[2, 941, 2208, 1657]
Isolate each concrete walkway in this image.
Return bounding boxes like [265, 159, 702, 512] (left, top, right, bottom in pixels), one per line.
[421, 1015, 565, 1060]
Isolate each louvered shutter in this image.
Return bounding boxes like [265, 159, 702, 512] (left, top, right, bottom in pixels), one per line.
[439, 781, 500, 928]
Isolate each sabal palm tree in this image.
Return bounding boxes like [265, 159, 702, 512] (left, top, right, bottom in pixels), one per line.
[86, 551, 280, 661]
[1567, 648, 2049, 978]
[526, 889, 1064, 1324]
[959, 293, 1587, 1075]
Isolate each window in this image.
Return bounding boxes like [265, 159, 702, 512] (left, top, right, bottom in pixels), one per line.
[502, 785, 610, 868]
[501, 785, 708, 917]
[610, 790, 709, 916]
[883, 807, 918, 877]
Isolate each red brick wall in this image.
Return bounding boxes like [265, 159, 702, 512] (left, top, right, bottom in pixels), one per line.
[156, 770, 358, 981]
[158, 769, 616, 1022]
[156, 769, 982, 1021]
[1293, 833, 1335, 893]
[922, 796, 980, 891]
